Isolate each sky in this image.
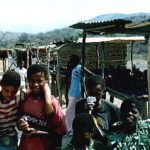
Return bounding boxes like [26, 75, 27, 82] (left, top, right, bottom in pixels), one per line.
[0, 0, 150, 33]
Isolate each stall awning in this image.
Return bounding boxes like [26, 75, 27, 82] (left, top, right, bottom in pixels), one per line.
[70, 13, 150, 35]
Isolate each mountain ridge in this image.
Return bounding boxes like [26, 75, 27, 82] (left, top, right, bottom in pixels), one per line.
[0, 12, 150, 48]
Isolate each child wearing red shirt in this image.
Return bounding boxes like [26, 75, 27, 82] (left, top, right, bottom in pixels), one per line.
[18, 64, 66, 150]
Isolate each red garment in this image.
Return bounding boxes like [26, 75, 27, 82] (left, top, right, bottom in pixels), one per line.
[50, 96, 66, 135]
[18, 95, 66, 150]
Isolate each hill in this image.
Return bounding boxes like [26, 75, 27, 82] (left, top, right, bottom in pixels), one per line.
[0, 12, 149, 59]
[0, 28, 82, 48]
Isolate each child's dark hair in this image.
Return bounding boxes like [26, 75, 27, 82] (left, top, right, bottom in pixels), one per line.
[85, 75, 105, 89]
[121, 96, 141, 115]
[1, 70, 21, 89]
[71, 113, 96, 146]
[27, 64, 48, 80]
[69, 54, 80, 68]
[73, 113, 96, 133]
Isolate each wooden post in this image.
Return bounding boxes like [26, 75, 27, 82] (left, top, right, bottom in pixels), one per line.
[3, 58, 5, 72]
[96, 44, 100, 69]
[101, 42, 105, 78]
[81, 30, 86, 98]
[26, 45, 30, 68]
[131, 41, 134, 72]
[147, 37, 150, 118]
[36, 47, 39, 63]
[56, 51, 62, 105]
[46, 46, 50, 86]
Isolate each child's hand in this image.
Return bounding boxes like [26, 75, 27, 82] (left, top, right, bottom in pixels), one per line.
[84, 101, 95, 112]
[43, 83, 54, 114]
[43, 83, 51, 94]
[18, 117, 30, 132]
[23, 87, 31, 95]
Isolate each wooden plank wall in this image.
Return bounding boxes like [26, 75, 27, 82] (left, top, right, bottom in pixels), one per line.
[54, 42, 127, 71]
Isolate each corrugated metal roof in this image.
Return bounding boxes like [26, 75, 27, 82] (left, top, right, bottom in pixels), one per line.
[51, 36, 145, 52]
[77, 36, 145, 43]
[70, 13, 150, 35]
[82, 13, 130, 24]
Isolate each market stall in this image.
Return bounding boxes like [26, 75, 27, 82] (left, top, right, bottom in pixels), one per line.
[70, 13, 150, 118]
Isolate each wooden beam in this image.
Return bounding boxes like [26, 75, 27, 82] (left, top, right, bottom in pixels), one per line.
[126, 21, 150, 28]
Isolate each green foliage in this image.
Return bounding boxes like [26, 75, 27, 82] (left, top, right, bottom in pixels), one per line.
[18, 33, 31, 43]
[0, 27, 82, 48]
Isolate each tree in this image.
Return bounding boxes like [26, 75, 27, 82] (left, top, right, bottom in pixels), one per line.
[18, 33, 31, 43]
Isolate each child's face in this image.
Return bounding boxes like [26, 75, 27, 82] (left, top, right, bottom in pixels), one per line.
[88, 84, 104, 103]
[80, 132, 92, 146]
[28, 72, 46, 95]
[1, 85, 18, 101]
[121, 103, 140, 127]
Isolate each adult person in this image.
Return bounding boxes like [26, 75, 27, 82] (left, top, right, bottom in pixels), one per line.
[15, 60, 27, 89]
[76, 75, 120, 135]
[65, 54, 94, 135]
[107, 97, 150, 149]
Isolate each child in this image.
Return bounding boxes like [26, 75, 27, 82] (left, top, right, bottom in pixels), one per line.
[0, 70, 21, 150]
[107, 97, 150, 149]
[18, 64, 66, 150]
[63, 113, 106, 150]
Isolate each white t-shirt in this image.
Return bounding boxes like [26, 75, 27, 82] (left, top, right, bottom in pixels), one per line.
[15, 67, 27, 87]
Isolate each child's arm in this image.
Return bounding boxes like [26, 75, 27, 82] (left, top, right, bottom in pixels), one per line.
[18, 117, 49, 136]
[44, 83, 54, 115]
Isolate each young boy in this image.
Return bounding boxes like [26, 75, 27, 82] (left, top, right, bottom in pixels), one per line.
[76, 75, 120, 133]
[0, 70, 21, 150]
[18, 64, 66, 150]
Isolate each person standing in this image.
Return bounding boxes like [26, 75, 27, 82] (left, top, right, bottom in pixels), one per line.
[17, 64, 66, 150]
[65, 55, 94, 135]
[65, 55, 82, 135]
[15, 60, 27, 89]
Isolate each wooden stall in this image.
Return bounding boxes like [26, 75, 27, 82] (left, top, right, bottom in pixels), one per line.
[0, 49, 13, 73]
[50, 37, 145, 107]
[70, 13, 150, 118]
[15, 44, 56, 86]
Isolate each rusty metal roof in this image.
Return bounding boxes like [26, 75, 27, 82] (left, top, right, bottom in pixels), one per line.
[70, 13, 150, 35]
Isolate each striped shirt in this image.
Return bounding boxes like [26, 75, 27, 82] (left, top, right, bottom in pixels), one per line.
[0, 96, 18, 137]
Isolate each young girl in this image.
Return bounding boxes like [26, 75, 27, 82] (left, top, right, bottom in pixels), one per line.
[18, 64, 66, 150]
